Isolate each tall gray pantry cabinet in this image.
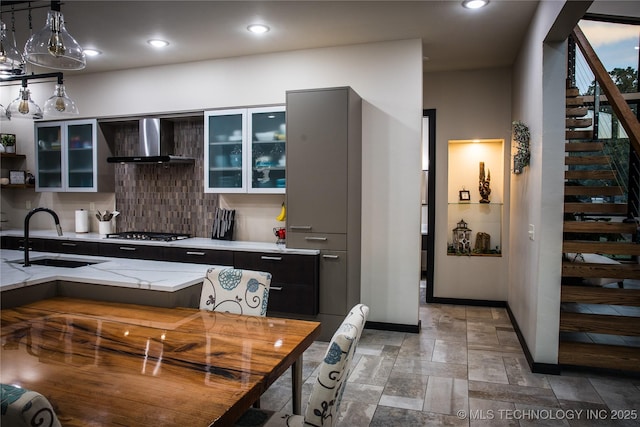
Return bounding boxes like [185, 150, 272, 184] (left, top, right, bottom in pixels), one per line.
[285, 87, 362, 340]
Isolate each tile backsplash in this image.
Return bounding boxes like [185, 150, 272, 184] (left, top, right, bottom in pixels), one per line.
[110, 118, 218, 237]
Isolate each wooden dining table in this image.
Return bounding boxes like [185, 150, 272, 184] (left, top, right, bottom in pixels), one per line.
[0, 297, 321, 426]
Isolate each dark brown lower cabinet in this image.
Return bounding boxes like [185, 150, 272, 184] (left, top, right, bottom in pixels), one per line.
[233, 251, 319, 316]
[1, 236, 46, 252]
[44, 240, 99, 256]
[163, 247, 233, 266]
[98, 243, 164, 260]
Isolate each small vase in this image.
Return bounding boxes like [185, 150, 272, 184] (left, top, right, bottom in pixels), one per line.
[5, 145, 15, 154]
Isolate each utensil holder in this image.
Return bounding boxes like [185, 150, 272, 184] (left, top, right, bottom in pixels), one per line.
[98, 221, 112, 237]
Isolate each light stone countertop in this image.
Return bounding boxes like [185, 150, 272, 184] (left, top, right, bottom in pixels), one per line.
[0, 229, 320, 255]
[0, 249, 215, 293]
[1, 230, 319, 293]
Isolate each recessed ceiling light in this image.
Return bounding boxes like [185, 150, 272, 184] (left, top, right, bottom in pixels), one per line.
[148, 39, 170, 48]
[462, 0, 489, 9]
[83, 49, 102, 57]
[247, 24, 270, 34]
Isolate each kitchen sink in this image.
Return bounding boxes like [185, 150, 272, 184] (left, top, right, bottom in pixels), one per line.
[14, 258, 103, 268]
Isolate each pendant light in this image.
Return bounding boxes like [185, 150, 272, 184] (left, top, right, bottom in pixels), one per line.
[3, 72, 78, 119]
[0, 103, 10, 121]
[0, 18, 25, 76]
[23, 1, 86, 70]
[43, 75, 78, 117]
[7, 80, 43, 120]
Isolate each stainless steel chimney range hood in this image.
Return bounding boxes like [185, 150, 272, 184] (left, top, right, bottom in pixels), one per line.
[107, 118, 195, 164]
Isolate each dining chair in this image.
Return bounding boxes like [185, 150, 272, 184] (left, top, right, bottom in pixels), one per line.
[233, 303, 370, 427]
[199, 267, 272, 316]
[199, 266, 273, 409]
[0, 384, 62, 427]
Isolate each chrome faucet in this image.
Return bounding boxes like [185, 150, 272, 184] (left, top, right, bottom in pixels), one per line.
[24, 207, 63, 267]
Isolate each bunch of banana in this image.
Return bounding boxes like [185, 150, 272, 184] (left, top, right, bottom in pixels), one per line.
[276, 202, 286, 221]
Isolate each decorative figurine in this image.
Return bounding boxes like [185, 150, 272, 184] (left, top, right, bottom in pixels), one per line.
[452, 219, 472, 255]
[474, 232, 491, 253]
[479, 161, 491, 203]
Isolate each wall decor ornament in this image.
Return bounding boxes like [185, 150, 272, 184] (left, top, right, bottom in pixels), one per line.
[512, 120, 530, 174]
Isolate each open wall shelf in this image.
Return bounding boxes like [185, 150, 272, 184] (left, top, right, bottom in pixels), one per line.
[447, 139, 504, 256]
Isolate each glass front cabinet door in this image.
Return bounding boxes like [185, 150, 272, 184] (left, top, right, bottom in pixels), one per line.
[35, 119, 107, 192]
[35, 122, 64, 190]
[204, 106, 286, 194]
[204, 109, 247, 193]
[248, 107, 286, 193]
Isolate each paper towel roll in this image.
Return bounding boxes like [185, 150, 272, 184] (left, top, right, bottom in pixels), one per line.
[75, 209, 89, 233]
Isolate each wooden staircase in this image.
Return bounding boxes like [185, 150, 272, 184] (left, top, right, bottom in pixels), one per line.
[560, 84, 640, 372]
[565, 87, 593, 141]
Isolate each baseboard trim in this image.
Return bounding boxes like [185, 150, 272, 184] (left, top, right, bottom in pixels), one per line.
[365, 320, 421, 334]
[505, 303, 561, 375]
[559, 364, 640, 379]
[427, 297, 506, 307]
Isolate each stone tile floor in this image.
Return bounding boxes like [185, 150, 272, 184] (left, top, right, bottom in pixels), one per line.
[260, 301, 640, 426]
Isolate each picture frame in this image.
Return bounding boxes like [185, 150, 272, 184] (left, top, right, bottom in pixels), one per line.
[9, 170, 26, 185]
[459, 190, 471, 201]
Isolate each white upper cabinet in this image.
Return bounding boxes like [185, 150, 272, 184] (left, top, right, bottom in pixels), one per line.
[34, 119, 114, 192]
[204, 106, 285, 194]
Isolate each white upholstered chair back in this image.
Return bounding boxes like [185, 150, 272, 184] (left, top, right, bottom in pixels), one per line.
[233, 303, 370, 427]
[199, 267, 272, 316]
[1, 384, 61, 427]
[303, 303, 369, 426]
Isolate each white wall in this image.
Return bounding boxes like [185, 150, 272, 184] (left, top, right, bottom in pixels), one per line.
[2, 39, 424, 327]
[424, 68, 512, 301]
[219, 194, 286, 242]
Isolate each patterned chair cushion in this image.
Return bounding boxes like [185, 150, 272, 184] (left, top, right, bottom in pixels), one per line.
[200, 267, 272, 316]
[234, 304, 369, 427]
[1, 384, 61, 427]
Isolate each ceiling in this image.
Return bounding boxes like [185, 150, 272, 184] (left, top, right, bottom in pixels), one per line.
[1, 0, 544, 76]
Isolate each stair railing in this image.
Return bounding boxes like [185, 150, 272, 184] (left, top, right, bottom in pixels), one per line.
[571, 25, 640, 156]
[630, 150, 639, 219]
[571, 24, 640, 222]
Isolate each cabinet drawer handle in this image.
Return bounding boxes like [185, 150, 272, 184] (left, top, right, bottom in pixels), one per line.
[61, 242, 77, 247]
[322, 254, 340, 259]
[261, 256, 282, 261]
[271, 287, 283, 291]
[305, 237, 327, 241]
[186, 251, 205, 256]
[290, 225, 312, 230]
[119, 246, 137, 251]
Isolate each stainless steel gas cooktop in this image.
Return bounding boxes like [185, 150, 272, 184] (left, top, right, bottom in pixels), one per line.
[105, 232, 191, 241]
